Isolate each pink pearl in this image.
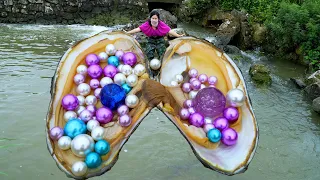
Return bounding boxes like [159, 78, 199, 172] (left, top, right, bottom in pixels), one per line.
[200, 84, 206, 89]
[198, 74, 208, 83]
[90, 79, 100, 89]
[119, 114, 132, 127]
[189, 77, 197, 83]
[183, 99, 194, 108]
[117, 105, 129, 116]
[94, 88, 101, 99]
[74, 74, 85, 85]
[208, 76, 218, 85]
[182, 83, 192, 93]
[203, 123, 215, 133]
[191, 80, 201, 90]
[188, 69, 198, 78]
[86, 105, 97, 114]
[179, 108, 190, 120]
[79, 109, 93, 123]
[188, 107, 196, 115]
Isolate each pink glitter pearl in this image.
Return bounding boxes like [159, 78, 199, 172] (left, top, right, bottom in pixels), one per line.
[182, 83, 192, 93]
[208, 76, 218, 85]
[198, 74, 208, 83]
[188, 69, 198, 78]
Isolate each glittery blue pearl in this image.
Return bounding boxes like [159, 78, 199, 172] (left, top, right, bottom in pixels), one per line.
[108, 56, 120, 67]
[121, 83, 132, 94]
[100, 83, 126, 110]
[64, 118, 87, 139]
[85, 152, 102, 169]
[207, 128, 221, 143]
[94, 140, 110, 155]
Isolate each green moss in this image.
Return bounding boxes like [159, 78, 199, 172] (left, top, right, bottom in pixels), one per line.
[249, 64, 272, 85]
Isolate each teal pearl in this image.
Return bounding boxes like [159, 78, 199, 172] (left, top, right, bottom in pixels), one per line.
[85, 152, 102, 169]
[64, 118, 87, 139]
[94, 140, 110, 155]
[207, 128, 221, 143]
[108, 56, 120, 67]
[121, 83, 132, 94]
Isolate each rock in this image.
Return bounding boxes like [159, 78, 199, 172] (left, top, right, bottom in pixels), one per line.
[151, 9, 177, 29]
[46, 0, 58, 4]
[249, 64, 272, 85]
[223, 45, 240, 54]
[252, 23, 267, 45]
[1, 12, 8, 18]
[18, 0, 28, 5]
[304, 82, 320, 100]
[305, 70, 320, 86]
[290, 78, 306, 89]
[4, 0, 13, 6]
[44, 5, 54, 15]
[312, 97, 320, 114]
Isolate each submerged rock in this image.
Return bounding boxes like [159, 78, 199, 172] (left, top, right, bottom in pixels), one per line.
[304, 82, 320, 100]
[312, 97, 320, 114]
[249, 64, 272, 85]
[290, 78, 306, 89]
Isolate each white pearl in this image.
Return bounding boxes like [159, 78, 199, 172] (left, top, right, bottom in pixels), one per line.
[91, 126, 104, 141]
[76, 65, 87, 75]
[134, 64, 146, 76]
[77, 95, 85, 106]
[71, 134, 94, 157]
[71, 161, 88, 177]
[98, 52, 108, 62]
[226, 88, 246, 107]
[85, 95, 97, 106]
[76, 106, 86, 115]
[117, 64, 124, 72]
[76, 83, 91, 96]
[64, 111, 77, 122]
[125, 94, 139, 108]
[87, 119, 100, 132]
[150, 58, 161, 70]
[170, 81, 179, 87]
[121, 65, 133, 76]
[100, 77, 113, 88]
[58, 136, 72, 150]
[204, 117, 213, 124]
[175, 74, 184, 83]
[200, 84, 206, 89]
[114, 73, 126, 85]
[126, 74, 138, 87]
[189, 90, 198, 99]
[106, 44, 116, 55]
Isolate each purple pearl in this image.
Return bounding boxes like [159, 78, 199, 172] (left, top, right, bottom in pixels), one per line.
[74, 74, 85, 85]
[122, 52, 137, 67]
[221, 128, 238, 146]
[103, 65, 118, 78]
[115, 50, 125, 61]
[94, 88, 101, 99]
[188, 107, 196, 115]
[61, 94, 79, 111]
[188, 68, 198, 78]
[223, 107, 239, 123]
[49, 126, 64, 141]
[191, 80, 201, 90]
[179, 108, 190, 120]
[198, 74, 208, 83]
[189, 77, 197, 83]
[90, 79, 100, 89]
[213, 117, 229, 131]
[96, 107, 113, 124]
[119, 114, 132, 127]
[203, 124, 215, 133]
[87, 65, 103, 79]
[117, 105, 129, 116]
[86, 105, 97, 114]
[183, 99, 194, 108]
[86, 53, 100, 66]
[189, 113, 204, 127]
[208, 76, 218, 85]
[182, 83, 192, 93]
[79, 109, 93, 123]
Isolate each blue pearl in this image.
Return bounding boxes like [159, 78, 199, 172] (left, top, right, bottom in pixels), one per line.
[100, 83, 126, 110]
[64, 118, 87, 139]
[108, 56, 120, 67]
[85, 152, 102, 169]
[207, 128, 221, 143]
[94, 140, 110, 155]
[121, 83, 132, 94]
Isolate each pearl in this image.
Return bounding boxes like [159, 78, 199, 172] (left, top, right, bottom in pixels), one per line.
[200, 84, 206, 89]
[76, 65, 87, 75]
[114, 73, 126, 85]
[94, 88, 101, 99]
[188, 107, 196, 115]
[204, 117, 213, 124]
[100, 77, 113, 88]
[85, 152, 102, 169]
[175, 74, 184, 83]
[179, 108, 190, 120]
[76, 83, 91, 96]
[125, 94, 139, 108]
[198, 74, 208, 83]
[182, 83, 192, 93]
[117, 64, 124, 72]
[89, 79, 100, 89]
[121, 64, 133, 76]
[86, 105, 97, 114]
[133, 64, 146, 76]
[91, 126, 105, 141]
[126, 74, 138, 87]
[106, 44, 116, 55]
[76, 106, 86, 115]
[64, 111, 77, 122]
[226, 88, 246, 107]
[77, 95, 85, 106]
[171, 81, 179, 87]
[191, 80, 201, 90]
[150, 58, 161, 70]
[117, 105, 129, 116]
[71, 134, 94, 157]
[49, 126, 64, 141]
[64, 119, 87, 139]
[74, 74, 85, 85]
[79, 110, 93, 123]
[208, 76, 218, 85]
[207, 128, 221, 143]
[189, 90, 198, 99]
[188, 68, 198, 78]
[58, 136, 72, 150]
[119, 114, 132, 127]
[183, 99, 194, 108]
[87, 119, 100, 132]
[85, 95, 97, 106]
[203, 124, 215, 133]
[94, 140, 110, 155]
[98, 52, 108, 62]
[71, 161, 88, 177]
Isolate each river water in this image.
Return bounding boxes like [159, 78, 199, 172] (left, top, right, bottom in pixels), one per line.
[0, 23, 319, 180]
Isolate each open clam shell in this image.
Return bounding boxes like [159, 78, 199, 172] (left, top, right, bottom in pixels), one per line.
[159, 37, 259, 175]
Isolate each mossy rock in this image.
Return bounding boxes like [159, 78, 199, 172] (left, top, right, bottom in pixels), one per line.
[249, 64, 272, 85]
[305, 70, 320, 86]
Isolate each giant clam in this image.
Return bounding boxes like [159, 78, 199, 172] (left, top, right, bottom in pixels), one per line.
[46, 31, 258, 179]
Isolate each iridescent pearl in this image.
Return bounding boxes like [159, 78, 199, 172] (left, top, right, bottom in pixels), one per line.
[58, 136, 72, 150]
[74, 74, 85, 85]
[179, 108, 190, 120]
[49, 126, 64, 141]
[91, 126, 105, 141]
[87, 119, 100, 132]
[226, 88, 246, 107]
[203, 124, 215, 133]
[76, 106, 86, 115]
[188, 68, 198, 78]
[117, 105, 129, 116]
[119, 114, 132, 127]
[121, 64, 133, 76]
[175, 74, 184, 83]
[76, 65, 87, 75]
[204, 117, 213, 124]
[117, 64, 124, 73]
[79, 110, 93, 123]
[198, 74, 208, 83]
[182, 83, 192, 93]
[150, 58, 161, 70]
[71, 161, 88, 177]
[86, 105, 97, 114]
[191, 80, 201, 90]
[89, 79, 100, 89]
[125, 94, 139, 108]
[126, 74, 138, 87]
[189, 77, 197, 83]
[94, 88, 101, 99]
[71, 134, 94, 157]
[98, 52, 108, 62]
[208, 76, 218, 85]
[100, 77, 113, 88]
[76, 83, 91, 96]
[200, 84, 206, 89]
[77, 95, 85, 106]
[183, 99, 194, 108]
[85, 95, 97, 106]
[114, 73, 126, 85]
[188, 107, 196, 115]
[106, 44, 116, 55]
[189, 90, 198, 99]
[133, 64, 146, 76]
[64, 111, 77, 122]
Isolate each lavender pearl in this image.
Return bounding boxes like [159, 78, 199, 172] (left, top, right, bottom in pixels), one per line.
[117, 105, 129, 116]
[223, 107, 239, 123]
[179, 108, 190, 120]
[189, 113, 204, 128]
[188, 107, 196, 115]
[198, 74, 208, 83]
[221, 128, 238, 146]
[61, 94, 79, 111]
[115, 50, 124, 61]
[49, 127, 64, 141]
[208, 76, 218, 85]
[79, 110, 93, 123]
[86, 105, 97, 114]
[74, 74, 85, 85]
[191, 80, 201, 90]
[119, 114, 132, 127]
[96, 107, 113, 124]
[103, 65, 118, 78]
[86, 54, 100, 66]
[87, 65, 103, 79]
[94, 88, 101, 99]
[189, 77, 197, 83]
[182, 83, 192, 93]
[183, 99, 194, 108]
[188, 68, 198, 78]
[203, 124, 215, 133]
[213, 117, 229, 131]
[90, 79, 100, 89]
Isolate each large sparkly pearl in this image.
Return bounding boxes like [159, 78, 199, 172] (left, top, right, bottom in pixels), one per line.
[188, 68, 198, 78]
[77, 83, 91, 96]
[100, 77, 113, 88]
[94, 88, 101, 99]
[77, 95, 85, 106]
[179, 108, 190, 120]
[74, 74, 85, 85]
[183, 99, 194, 108]
[71, 161, 88, 177]
[85, 95, 97, 106]
[77, 65, 87, 75]
[175, 74, 184, 84]
[208, 76, 218, 85]
[191, 79, 201, 90]
[133, 64, 146, 76]
[98, 52, 108, 62]
[114, 73, 126, 85]
[150, 58, 161, 70]
[106, 44, 116, 55]
[91, 126, 105, 141]
[203, 124, 215, 133]
[49, 126, 64, 141]
[189, 90, 198, 99]
[103, 65, 118, 78]
[89, 79, 100, 89]
[79, 110, 93, 123]
[71, 134, 94, 157]
[85, 53, 100, 66]
[76, 106, 86, 115]
[61, 94, 79, 111]
[58, 136, 72, 150]
[121, 65, 133, 76]
[198, 74, 208, 83]
[87, 65, 103, 79]
[117, 105, 129, 116]
[226, 88, 246, 107]
[119, 114, 132, 127]
[126, 74, 138, 87]
[64, 111, 77, 122]
[125, 94, 139, 108]
[87, 119, 100, 132]
[86, 105, 97, 114]
[182, 83, 192, 93]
